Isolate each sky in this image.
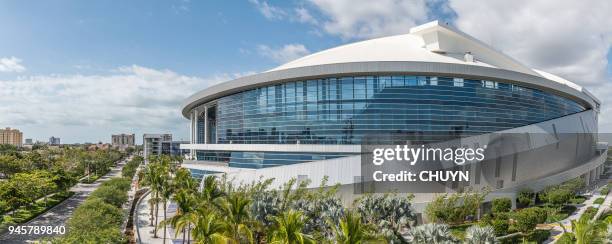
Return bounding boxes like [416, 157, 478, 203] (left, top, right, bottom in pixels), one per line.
[0, 0, 610, 144]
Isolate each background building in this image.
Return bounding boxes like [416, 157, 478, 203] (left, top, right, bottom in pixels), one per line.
[24, 138, 33, 145]
[143, 134, 189, 162]
[180, 21, 606, 214]
[112, 133, 135, 150]
[49, 136, 61, 145]
[0, 127, 23, 147]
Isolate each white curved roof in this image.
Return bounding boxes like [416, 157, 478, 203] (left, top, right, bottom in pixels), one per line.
[271, 21, 579, 90]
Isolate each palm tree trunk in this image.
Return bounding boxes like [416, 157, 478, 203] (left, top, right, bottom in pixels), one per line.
[149, 200, 154, 226]
[163, 200, 167, 244]
[182, 226, 186, 244]
[154, 192, 159, 238]
[187, 225, 191, 244]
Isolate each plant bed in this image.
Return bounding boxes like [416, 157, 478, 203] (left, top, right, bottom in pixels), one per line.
[594, 197, 605, 205]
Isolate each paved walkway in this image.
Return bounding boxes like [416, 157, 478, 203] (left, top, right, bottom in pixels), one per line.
[135, 190, 180, 244]
[543, 179, 610, 243]
[0, 156, 131, 243]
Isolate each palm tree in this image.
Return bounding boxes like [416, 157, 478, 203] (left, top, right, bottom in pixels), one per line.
[148, 196, 161, 226]
[199, 176, 225, 211]
[143, 158, 164, 237]
[268, 210, 314, 244]
[571, 213, 603, 244]
[221, 193, 254, 243]
[163, 190, 198, 244]
[142, 155, 172, 239]
[171, 168, 197, 243]
[175, 168, 198, 193]
[159, 160, 174, 244]
[331, 211, 380, 244]
[464, 225, 496, 244]
[192, 211, 229, 244]
[606, 224, 612, 243]
[404, 223, 457, 244]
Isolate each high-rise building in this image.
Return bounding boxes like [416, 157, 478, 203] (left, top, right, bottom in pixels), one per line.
[112, 133, 135, 149]
[0, 127, 23, 147]
[49, 136, 61, 145]
[143, 134, 172, 162]
[143, 134, 188, 162]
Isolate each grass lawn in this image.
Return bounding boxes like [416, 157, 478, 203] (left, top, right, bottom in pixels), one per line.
[0, 191, 74, 233]
[594, 197, 605, 205]
[569, 195, 587, 205]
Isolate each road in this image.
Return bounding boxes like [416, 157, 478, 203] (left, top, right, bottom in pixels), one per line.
[0, 156, 130, 243]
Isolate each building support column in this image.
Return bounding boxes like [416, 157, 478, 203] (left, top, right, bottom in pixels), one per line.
[189, 109, 196, 159]
[204, 106, 208, 144]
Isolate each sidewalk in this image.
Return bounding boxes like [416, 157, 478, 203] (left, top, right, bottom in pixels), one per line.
[135, 191, 180, 244]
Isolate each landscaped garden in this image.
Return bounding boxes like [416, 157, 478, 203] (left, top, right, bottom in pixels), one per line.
[52, 155, 143, 243]
[38, 151, 611, 243]
[403, 176, 609, 243]
[0, 144, 125, 233]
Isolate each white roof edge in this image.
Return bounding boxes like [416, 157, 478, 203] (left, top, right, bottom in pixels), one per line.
[409, 20, 540, 76]
[534, 69, 600, 105]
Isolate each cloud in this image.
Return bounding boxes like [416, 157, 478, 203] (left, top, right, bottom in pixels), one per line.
[0, 57, 26, 73]
[448, 0, 612, 86]
[257, 44, 311, 63]
[249, 0, 287, 20]
[294, 7, 318, 25]
[0, 65, 243, 142]
[447, 0, 612, 131]
[301, 0, 429, 39]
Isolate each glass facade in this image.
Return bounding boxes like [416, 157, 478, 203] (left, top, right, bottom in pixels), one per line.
[188, 168, 222, 180]
[192, 75, 587, 168]
[196, 151, 352, 169]
[214, 75, 585, 145]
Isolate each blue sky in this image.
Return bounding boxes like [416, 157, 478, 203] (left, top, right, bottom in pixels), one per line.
[0, 1, 326, 77]
[0, 0, 610, 144]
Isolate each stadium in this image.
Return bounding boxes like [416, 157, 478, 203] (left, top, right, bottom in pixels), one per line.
[180, 21, 607, 216]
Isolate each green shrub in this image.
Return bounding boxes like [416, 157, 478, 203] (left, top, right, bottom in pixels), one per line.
[561, 177, 585, 194]
[583, 206, 597, 219]
[121, 156, 142, 178]
[517, 188, 534, 207]
[90, 186, 127, 208]
[594, 197, 605, 205]
[546, 188, 573, 206]
[492, 198, 512, 214]
[514, 208, 541, 234]
[600, 186, 609, 196]
[528, 229, 551, 243]
[56, 179, 127, 243]
[492, 217, 509, 236]
[533, 207, 548, 224]
[557, 232, 575, 244]
[569, 196, 587, 204]
[100, 177, 131, 192]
